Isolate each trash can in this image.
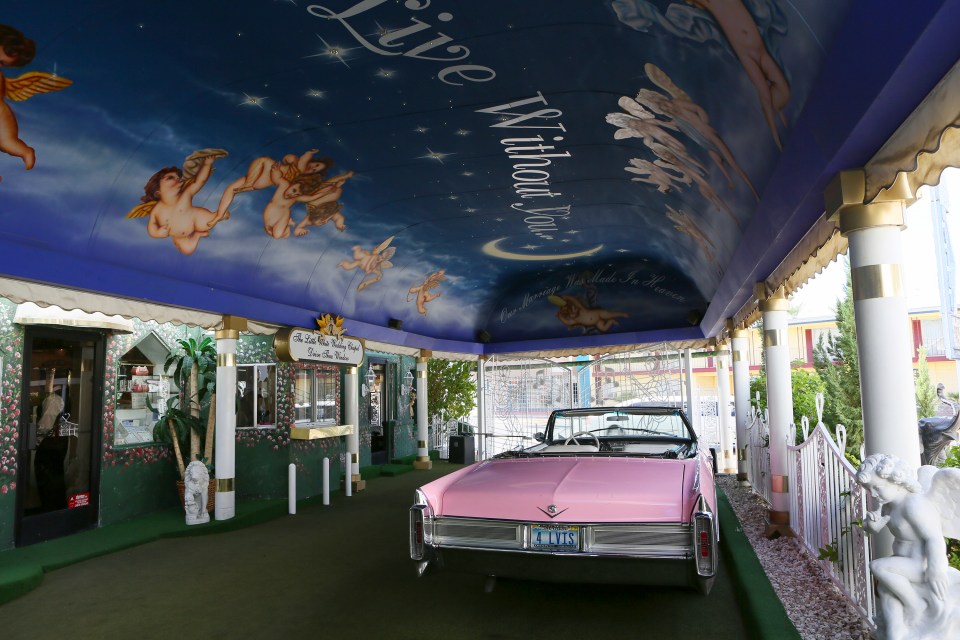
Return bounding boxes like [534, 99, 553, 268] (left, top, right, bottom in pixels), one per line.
[449, 434, 475, 464]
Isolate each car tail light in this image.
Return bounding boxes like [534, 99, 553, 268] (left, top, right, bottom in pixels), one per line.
[693, 497, 716, 577]
[410, 505, 427, 560]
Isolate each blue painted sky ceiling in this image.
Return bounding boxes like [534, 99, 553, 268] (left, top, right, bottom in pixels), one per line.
[1, 0, 958, 353]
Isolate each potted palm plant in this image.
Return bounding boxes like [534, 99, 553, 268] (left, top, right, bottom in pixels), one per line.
[152, 335, 217, 508]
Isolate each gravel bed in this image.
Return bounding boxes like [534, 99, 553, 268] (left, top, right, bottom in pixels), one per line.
[717, 475, 873, 640]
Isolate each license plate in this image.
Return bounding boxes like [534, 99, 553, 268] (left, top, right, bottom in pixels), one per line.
[531, 524, 579, 551]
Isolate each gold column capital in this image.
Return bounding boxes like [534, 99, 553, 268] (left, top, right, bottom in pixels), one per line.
[825, 169, 912, 233]
[757, 288, 789, 313]
[824, 169, 866, 218]
[732, 328, 750, 339]
[837, 201, 905, 235]
[219, 315, 248, 332]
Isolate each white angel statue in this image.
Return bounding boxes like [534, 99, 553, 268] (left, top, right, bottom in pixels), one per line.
[855, 454, 960, 640]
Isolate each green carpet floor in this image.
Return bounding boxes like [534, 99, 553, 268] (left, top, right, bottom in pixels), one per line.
[0, 465, 798, 639]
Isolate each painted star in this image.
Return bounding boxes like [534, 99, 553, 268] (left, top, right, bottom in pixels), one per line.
[306, 89, 326, 99]
[414, 126, 429, 134]
[240, 93, 268, 108]
[305, 35, 359, 68]
[418, 148, 453, 164]
[616, 249, 630, 253]
[522, 245, 540, 250]
[455, 129, 471, 136]
[461, 171, 474, 177]
[464, 208, 478, 213]
[448, 195, 459, 201]
[565, 230, 580, 235]
[375, 68, 396, 79]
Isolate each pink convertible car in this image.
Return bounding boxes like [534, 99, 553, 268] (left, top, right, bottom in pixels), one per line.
[410, 406, 719, 593]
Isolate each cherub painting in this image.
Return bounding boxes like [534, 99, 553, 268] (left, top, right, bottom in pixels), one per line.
[640, 63, 757, 199]
[0, 24, 72, 181]
[264, 167, 354, 239]
[687, 0, 790, 149]
[337, 236, 396, 292]
[612, 0, 790, 149]
[548, 294, 628, 333]
[666, 205, 721, 273]
[855, 454, 960, 640]
[293, 171, 353, 236]
[126, 149, 229, 256]
[408, 270, 445, 316]
[215, 148, 333, 222]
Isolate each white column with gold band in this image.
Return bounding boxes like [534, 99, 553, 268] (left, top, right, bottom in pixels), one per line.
[345, 365, 360, 493]
[715, 348, 735, 473]
[731, 329, 751, 484]
[414, 352, 432, 470]
[827, 170, 921, 468]
[215, 316, 246, 520]
[760, 291, 792, 533]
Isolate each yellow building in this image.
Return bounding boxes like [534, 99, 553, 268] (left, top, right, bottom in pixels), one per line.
[690, 309, 960, 397]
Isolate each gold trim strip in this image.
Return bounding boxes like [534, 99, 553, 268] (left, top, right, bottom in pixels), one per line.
[771, 475, 789, 493]
[215, 329, 240, 340]
[732, 350, 742, 363]
[217, 478, 235, 492]
[763, 329, 784, 348]
[290, 424, 354, 440]
[418, 440, 426, 448]
[852, 264, 903, 301]
[351, 453, 358, 464]
[416, 370, 427, 379]
[217, 353, 236, 367]
[737, 448, 747, 461]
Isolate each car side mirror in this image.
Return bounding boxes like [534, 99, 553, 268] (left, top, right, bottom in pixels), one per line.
[534, 432, 545, 442]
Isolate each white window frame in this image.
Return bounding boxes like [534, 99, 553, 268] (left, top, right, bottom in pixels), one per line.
[293, 365, 339, 426]
[237, 363, 277, 430]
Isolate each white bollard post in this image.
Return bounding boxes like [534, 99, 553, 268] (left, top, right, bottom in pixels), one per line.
[322, 457, 330, 506]
[288, 463, 296, 515]
[345, 457, 352, 497]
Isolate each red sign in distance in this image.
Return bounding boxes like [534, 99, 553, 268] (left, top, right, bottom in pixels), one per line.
[68, 493, 90, 508]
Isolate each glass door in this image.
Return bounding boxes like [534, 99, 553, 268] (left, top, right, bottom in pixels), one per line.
[17, 327, 105, 546]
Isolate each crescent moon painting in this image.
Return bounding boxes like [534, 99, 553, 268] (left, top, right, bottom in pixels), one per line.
[482, 238, 604, 261]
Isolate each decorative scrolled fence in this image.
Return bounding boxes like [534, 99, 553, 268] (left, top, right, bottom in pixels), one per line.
[785, 394, 876, 624]
[746, 400, 771, 506]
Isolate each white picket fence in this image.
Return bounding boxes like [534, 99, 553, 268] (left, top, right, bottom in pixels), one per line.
[747, 393, 877, 628]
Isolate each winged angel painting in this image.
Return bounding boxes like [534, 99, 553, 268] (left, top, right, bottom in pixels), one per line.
[855, 454, 960, 640]
[0, 23, 72, 182]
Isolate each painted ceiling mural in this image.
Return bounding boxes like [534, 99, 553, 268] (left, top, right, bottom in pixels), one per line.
[0, 1, 954, 350]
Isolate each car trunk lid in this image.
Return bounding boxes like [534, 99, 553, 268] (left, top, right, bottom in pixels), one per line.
[437, 456, 687, 523]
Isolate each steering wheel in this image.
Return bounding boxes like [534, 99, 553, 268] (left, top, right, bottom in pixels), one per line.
[564, 431, 600, 448]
